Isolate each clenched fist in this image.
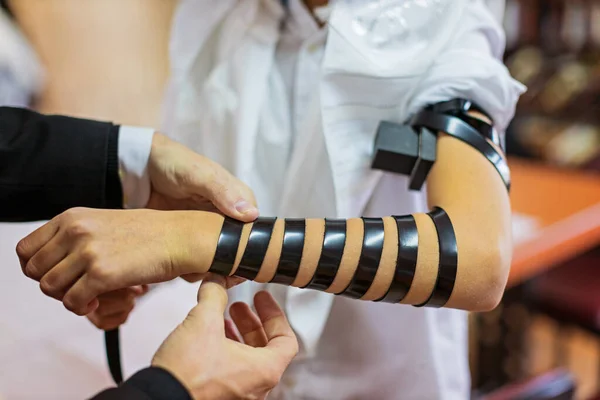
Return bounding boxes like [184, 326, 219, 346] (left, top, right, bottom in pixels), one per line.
[17, 208, 228, 315]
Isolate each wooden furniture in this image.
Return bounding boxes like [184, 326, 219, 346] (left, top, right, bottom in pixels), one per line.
[474, 158, 600, 392]
[508, 157, 600, 288]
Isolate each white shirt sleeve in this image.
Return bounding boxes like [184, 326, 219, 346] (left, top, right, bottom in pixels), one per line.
[118, 126, 154, 209]
[405, 0, 526, 135]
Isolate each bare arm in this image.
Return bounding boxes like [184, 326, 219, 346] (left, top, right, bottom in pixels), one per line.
[176, 114, 510, 312]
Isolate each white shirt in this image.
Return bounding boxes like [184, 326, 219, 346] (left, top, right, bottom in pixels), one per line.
[161, 0, 524, 399]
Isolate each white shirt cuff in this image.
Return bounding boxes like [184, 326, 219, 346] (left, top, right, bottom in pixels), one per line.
[118, 126, 154, 209]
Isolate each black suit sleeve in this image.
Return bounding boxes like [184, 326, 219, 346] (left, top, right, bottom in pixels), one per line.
[0, 107, 123, 222]
[90, 367, 192, 400]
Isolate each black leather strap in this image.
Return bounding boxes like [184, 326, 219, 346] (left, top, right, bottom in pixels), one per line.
[304, 219, 347, 291]
[339, 218, 385, 299]
[415, 207, 458, 308]
[270, 219, 306, 285]
[235, 217, 277, 280]
[428, 98, 502, 150]
[209, 217, 245, 276]
[376, 215, 418, 303]
[105, 329, 123, 384]
[455, 114, 500, 149]
[410, 110, 510, 190]
[429, 98, 492, 121]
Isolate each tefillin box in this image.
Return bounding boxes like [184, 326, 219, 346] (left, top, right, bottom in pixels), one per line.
[371, 121, 436, 191]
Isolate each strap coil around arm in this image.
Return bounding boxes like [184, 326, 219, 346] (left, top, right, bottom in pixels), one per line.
[415, 207, 458, 308]
[428, 98, 492, 120]
[376, 215, 418, 303]
[304, 219, 347, 291]
[270, 219, 306, 285]
[209, 217, 245, 276]
[235, 217, 277, 280]
[339, 218, 385, 299]
[410, 110, 510, 190]
[428, 99, 501, 150]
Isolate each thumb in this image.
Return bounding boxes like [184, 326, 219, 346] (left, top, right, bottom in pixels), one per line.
[187, 275, 229, 322]
[193, 164, 259, 222]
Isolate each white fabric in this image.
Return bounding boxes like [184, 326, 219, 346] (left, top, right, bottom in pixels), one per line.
[118, 126, 154, 209]
[163, 0, 524, 398]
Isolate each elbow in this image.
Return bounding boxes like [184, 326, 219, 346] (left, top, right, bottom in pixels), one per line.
[455, 231, 512, 312]
[464, 236, 512, 312]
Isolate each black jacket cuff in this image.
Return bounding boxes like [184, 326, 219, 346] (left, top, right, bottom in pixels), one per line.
[105, 124, 123, 209]
[90, 367, 192, 400]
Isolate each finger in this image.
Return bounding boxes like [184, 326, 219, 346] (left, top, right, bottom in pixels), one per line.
[63, 272, 140, 316]
[189, 275, 228, 318]
[39, 254, 86, 300]
[87, 310, 132, 330]
[63, 274, 101, 316]
[229, 302, 268, 348]
[254, 291, 298, 359]
[94, 289, 137, 317]
[182, 276, 229, 334]
[224, 319, 241, 342]
[130, 285, 149, 296]
[16, 219, 59, 273]
[23, 231, 68, 281]
[191, 163, 259, 222]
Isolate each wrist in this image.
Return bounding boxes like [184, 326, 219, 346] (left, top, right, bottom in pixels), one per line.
[165, 211, 226, 277]
[191, 381, 242, 400]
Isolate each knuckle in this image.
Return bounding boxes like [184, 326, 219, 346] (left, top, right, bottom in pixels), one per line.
[65, 219, 90, 238]
[88, 262, 111, 283]
[88, 266, 115, 295]
[80, 245, 99, 263]
[63, 297, 84, 316]
[25, 259, 40, 279]
[15, 239, 29, 259]
[63, 207, 86, 218]
[39, 277, 57, 298]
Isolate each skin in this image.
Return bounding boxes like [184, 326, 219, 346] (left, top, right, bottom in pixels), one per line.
[14, 0, 509, 315]
[152, 277, 298, 400]
[8, 0, 176, 126]
[19, 112, 511, 315]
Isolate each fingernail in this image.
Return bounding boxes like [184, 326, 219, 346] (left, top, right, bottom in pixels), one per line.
[235, 200, 257, 215]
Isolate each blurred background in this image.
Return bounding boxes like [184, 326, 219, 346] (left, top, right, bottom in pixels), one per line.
[0, 0, 599, 399]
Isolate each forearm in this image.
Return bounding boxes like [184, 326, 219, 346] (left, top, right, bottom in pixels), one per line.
[184, 134, 510, 311]
[186, 210, 467, 310]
